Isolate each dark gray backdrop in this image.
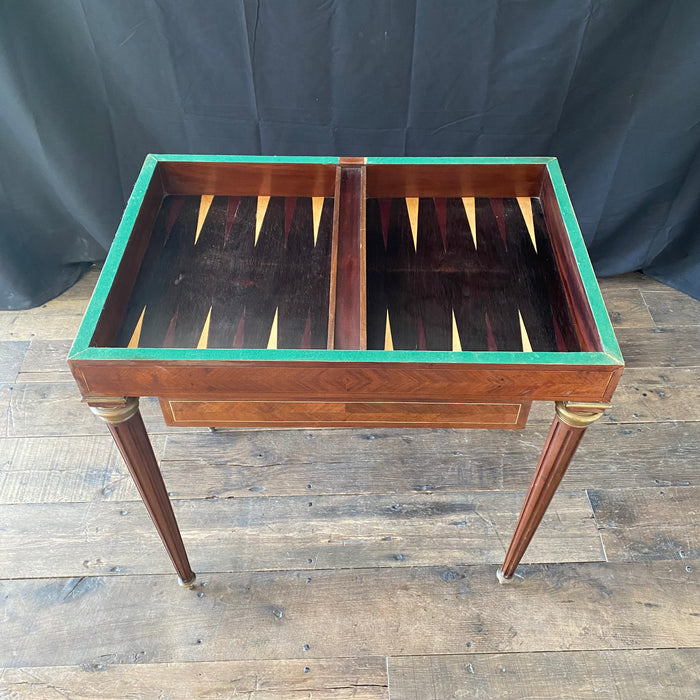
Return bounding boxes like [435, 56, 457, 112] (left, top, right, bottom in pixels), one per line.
[2, 0, 699, 309]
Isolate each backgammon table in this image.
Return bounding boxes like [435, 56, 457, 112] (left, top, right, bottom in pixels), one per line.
[69, 155, 624, 587]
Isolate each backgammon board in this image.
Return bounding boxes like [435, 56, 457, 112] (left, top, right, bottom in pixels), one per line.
[69, 156, 623, 586]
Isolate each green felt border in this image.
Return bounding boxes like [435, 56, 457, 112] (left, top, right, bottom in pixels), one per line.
[69, 346, 616, 366]
[69, 155, 622, 368]
[70, 154, 160, 359]
[367, 156, 555, 164]
[155, 154, 339, 164]
[545, 160, 622, 363]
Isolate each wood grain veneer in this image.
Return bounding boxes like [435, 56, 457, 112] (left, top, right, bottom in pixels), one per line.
[539, 168, 602, 352]
[70, 360, 622, 404]
[160, 398, 530, 429]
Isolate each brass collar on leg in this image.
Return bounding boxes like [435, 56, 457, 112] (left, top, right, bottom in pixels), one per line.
[88, 397, 140, 424]
[555, 401, 611, 428]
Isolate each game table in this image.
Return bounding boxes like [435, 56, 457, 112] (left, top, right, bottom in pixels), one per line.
[69, 155, 623, 587]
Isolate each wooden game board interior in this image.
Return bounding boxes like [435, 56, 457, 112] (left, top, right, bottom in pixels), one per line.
[364, 164, 588, 354]
[90, 161, 338, 349]
[90, 161, 602, 354]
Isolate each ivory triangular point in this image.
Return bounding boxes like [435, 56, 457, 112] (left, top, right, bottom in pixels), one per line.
[452, 309, 462, 352]
[255, 195, 270, 245]
[384, 310, 394, 351]
[462, 197, 476, 249]
[127, 306, 146, 348]
[312, 197, 323, 246]
[406, 197, 419, 251]
[195, 195, 214, 245]
[197, 306, 213, 349]
[517, 197, 536, 251]
[267, 307, 279, 349]
[519, 310, 533, 352]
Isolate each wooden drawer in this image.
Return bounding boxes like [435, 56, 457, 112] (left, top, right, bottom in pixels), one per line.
[160, 398, 530, 429]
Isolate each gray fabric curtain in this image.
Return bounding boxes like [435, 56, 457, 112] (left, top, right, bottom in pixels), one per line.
[2, 0, 699, 309]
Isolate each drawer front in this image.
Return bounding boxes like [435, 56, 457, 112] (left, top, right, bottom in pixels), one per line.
[160, 398, 530, 429]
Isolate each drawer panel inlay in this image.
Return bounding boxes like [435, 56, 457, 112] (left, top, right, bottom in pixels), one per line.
[160, 398, 530, 429]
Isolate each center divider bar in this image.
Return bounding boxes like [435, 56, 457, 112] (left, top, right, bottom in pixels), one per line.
[331, 158, 367, 350]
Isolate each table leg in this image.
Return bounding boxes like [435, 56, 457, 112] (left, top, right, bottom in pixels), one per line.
[88, 397, 197, 588]
[497, 401, 610, 583]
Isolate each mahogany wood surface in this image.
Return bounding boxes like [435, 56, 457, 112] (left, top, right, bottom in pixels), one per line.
[158, 161, 337, 198]
[159, 397, 530, 429]
[89, 173, 165, 348]
[365, 163, 545, 198]
[92, 404, 195, 584]
[540, 169, 602, 352]
[70, 360, 622, 404]
[500, 413, 588, 579]
[326, 167, 342, 348]
[333, 164, 366, 349]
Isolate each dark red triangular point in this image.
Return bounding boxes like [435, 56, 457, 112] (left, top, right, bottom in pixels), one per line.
[434, 197, 447, 251]
[163, 308, 179, 347]
[553, 315, 567, 352]
[485, 312, 498, 351]
[285, 197, 297, 244]
[232, 310, 245, 349]
[490, 198, 507, 248]
[379, 198, 391, 249]
[164, 197, 184, 244]
[301, 310, 312, 349]
[224, 196, 241, 247]
[417, 314, 427, 351]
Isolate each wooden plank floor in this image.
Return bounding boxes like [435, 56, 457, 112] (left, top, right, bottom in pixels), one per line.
[0, 268, 698, 699]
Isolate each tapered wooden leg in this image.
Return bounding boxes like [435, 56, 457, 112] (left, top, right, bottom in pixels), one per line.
[498, 401, 610, 583]
[89, 397, 196, 588]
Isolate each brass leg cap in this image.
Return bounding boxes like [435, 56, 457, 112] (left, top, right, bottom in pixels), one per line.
[178, 573, 197, 588]
[496, 569, 513, 585]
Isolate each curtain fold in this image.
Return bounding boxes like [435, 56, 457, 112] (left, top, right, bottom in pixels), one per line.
[1, 0, 698, 309]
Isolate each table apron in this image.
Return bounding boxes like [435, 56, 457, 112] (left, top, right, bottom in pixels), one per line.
[70, 361, 623, 404]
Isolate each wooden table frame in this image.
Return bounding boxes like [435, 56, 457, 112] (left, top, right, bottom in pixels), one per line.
[69, 155, 624, 587]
